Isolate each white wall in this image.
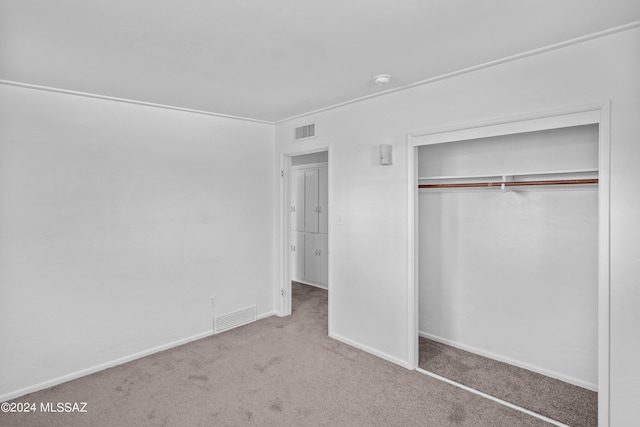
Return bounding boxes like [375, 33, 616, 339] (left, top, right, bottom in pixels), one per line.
[418, 125, 599, 389]
[0, 84, 276, 400]
[275, 27, 640, 425]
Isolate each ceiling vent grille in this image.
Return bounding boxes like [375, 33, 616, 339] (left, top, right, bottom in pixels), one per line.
[294, 123, 316, 141]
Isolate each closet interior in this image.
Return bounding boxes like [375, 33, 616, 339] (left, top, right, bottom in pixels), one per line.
[417, 124, 599, 425]
[290, 151, 328, 289]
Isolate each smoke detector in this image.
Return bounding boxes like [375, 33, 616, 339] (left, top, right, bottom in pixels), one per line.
[373, 74, 391, 85]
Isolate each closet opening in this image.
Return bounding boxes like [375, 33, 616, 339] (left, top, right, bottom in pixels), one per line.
[407, 105, 610, 427]
[280, 150, 329, 323]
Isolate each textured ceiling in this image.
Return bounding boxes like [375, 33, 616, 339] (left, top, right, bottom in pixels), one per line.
[1, 0, 639, 122]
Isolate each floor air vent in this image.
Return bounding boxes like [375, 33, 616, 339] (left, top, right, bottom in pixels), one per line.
[294, 123, 316, 141]
[214, 305, 256, 333]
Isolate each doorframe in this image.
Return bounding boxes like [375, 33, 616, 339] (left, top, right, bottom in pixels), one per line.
[278, 146, 331, 319]
[406, 101, 611, 426]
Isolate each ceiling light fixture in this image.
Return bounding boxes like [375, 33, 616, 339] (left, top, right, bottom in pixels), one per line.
[373, 74, 391, 85]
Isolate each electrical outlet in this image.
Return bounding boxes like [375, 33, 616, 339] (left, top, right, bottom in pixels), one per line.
[210, 295, 216, 308]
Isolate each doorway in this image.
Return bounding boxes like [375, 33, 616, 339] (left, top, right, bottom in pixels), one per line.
[279, 149, 330, 322]
[407, 104, 611, 426]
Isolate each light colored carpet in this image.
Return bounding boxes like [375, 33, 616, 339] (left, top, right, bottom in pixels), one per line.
[419, 337, 597, 426]
[1, 283, 551, 426]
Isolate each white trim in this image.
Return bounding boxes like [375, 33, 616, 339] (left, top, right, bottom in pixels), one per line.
[407, 101, 611, 426]
[597, 102, 612, 427]
[0, 79, 272, 125]
[280, 146, 332, 158]
[326, 147, 335, 337]
[329, 332, 410, 369]
[409, 103, 604, 143]
[279, 153, 293, 317]
[419, 331, 597, 391]
[407, 142, 419, 369]
[0, 330, 215, 403]
[291, 162, 328, 171]
[416, 368, 570, 427]
[277, 21, 640, 124]
[411, 110, 600, 145]
[257, 310, 279, 321]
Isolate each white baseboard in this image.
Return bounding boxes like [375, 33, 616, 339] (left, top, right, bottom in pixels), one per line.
[0, 330, 216, 403]
[1, 311, 281, 403]
[257, 310, 278, 320]
[418, 331, 597, 391]
[329, 331, 409, 369]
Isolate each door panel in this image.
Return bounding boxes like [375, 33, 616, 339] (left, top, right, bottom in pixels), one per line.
[315, 233, 328, 286]
[291, 231, 305, 282]
[291, 170, 305, 232]
[305, 233, 328, 285]
[304, 170, 319, 233]
[319, 167, 328, 234]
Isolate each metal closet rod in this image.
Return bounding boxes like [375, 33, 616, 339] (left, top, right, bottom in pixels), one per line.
[418, 178, 598, 189]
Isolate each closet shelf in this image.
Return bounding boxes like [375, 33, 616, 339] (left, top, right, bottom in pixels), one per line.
[418, 168, 598, 190]
[417, 168, 598, 181]
[419, 179, 598, 189]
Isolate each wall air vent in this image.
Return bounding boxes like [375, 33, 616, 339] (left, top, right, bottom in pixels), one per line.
[214, 305, 256, 333]
[294, 123, 316, 141]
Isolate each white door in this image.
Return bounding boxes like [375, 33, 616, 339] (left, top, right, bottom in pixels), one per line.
[305, 233, 328, 286]
[315, 233, 328, 285]
[291, 170, 305, 232]
[304, 170, 319, 233]
[291, 231, 305, 282]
